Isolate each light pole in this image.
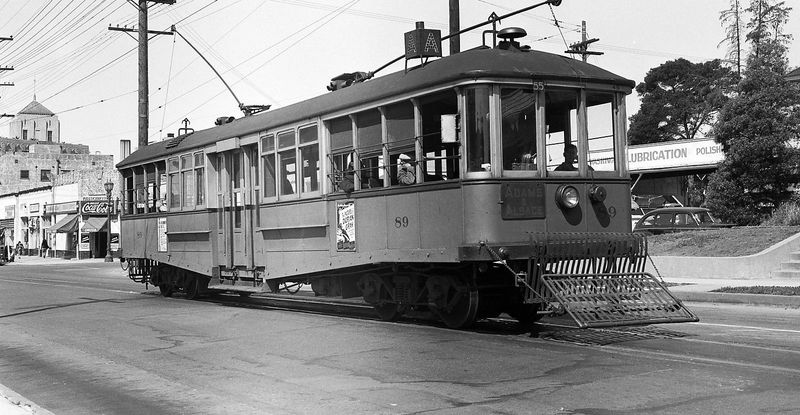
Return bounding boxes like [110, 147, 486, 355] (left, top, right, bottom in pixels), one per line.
[104, 181, 114, 262]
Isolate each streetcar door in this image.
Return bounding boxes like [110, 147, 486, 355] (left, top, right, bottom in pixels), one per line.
[217, 150, 249, 268]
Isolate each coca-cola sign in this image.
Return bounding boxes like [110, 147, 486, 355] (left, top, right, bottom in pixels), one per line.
[80, 201, 115, 215]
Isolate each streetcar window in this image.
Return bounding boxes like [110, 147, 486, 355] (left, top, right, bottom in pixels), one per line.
[279, 150, 296, 195]
[181, 154, 195, 209]
[466, 86, 491, 173]
[501, 88, 537, 171]
[123, 172, 134, 215]
[194, 152, 205, 207]
[586, 91, 616, 171]
[386, 101, 416, 185]
[418, 90, 458, 181]
[168, 157, 180, 209]
[545, 88, 579, 172]
[145, 164, 157, 213]
[356, 109, 383, 189]
[328, 116, 354, 192]
[298, 125, 319, 193]
[133, 166, 146, 215]
[261, 134, 277, 198]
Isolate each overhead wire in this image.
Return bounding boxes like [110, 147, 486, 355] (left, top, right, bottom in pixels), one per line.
[150, 0, 360, 140]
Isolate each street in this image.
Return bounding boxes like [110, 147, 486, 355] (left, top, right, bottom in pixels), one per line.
[1, 260, 799, 415]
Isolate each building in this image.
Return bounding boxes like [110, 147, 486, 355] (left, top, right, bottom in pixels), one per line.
[0, 96, 120, 259]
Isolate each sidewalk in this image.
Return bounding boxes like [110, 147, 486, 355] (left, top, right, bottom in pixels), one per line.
[0, 383, 54, 415]
[2, 255, 112, 266]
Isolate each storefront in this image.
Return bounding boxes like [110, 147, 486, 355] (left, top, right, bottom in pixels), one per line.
[46, 201, 79, 258]
[78, 199, 119, 260]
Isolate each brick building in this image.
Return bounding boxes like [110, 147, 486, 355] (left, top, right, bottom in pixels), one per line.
[0, 96, 120, 259]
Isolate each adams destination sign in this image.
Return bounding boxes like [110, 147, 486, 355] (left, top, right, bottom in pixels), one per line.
[590, 138, 724, 172]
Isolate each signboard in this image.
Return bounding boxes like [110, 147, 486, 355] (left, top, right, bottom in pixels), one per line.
[29, 203, 39, 214]
[500, 182, 546, 220]
[79, 233, 90, 251]
[336, 201, 356, 251]
[627, 139, 723, 172]
[80, 201, 115, 216]
[110, 233, 119, 251]
[158, 217, 167, 252]
[45, 202, 78, 215]
[404, 24, 442, 59]
[3, 205, 13, 219]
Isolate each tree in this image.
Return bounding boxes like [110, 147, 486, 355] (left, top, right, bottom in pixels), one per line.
[705, 0, 800, 225]
[719, 0, 744, 75]
[627, 59, 735, 145]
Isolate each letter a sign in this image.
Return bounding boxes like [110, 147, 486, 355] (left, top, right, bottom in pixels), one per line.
[404, 25, 442, 60]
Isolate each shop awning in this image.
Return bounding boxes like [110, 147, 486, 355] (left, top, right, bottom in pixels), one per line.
[81, 217, 108, 233]
[0, 218, 13, 230]
[50, 214, 79, 233]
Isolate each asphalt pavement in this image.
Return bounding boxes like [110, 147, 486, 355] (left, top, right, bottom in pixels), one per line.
[2, 253, 799, 414]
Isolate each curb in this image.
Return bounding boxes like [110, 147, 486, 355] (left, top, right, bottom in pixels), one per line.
[674, 291, 800, 308]
[0, 383, 55, 415]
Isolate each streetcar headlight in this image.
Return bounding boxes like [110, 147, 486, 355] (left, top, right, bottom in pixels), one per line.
[555, 185, 580, 209]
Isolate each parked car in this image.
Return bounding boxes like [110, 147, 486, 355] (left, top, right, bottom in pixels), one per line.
[633, 207, 733, 235]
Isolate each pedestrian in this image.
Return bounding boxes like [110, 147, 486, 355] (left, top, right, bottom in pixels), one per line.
[15, 241, 24, 259]
[40, 238, 50, 258]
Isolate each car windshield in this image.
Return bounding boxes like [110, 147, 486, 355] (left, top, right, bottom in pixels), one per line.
[694, 211, 717, 224]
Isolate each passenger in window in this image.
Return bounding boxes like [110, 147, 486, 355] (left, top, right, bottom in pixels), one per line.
[554, 144, 593, 172]
[281, 167, 294, 195]
[396, 153, 415, 185]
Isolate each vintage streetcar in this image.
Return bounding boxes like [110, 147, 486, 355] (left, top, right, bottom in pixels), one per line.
[117, 5, 697, 329]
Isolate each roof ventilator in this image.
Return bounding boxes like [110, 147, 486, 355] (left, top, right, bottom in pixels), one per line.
[497, 27, 530, 51]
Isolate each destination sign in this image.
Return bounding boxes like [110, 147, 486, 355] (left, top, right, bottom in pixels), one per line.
[501, 182, 546, 220]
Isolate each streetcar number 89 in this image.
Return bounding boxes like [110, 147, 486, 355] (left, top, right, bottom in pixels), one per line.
[394, 216, 409, 228]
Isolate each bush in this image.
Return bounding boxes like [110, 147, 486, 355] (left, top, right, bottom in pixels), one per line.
[762, 198, 800, 226]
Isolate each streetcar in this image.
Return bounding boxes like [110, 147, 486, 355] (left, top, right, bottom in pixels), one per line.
[117, 4, 697, 329]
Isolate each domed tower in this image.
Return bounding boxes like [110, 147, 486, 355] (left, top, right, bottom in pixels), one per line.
[10, 95, 60, 142]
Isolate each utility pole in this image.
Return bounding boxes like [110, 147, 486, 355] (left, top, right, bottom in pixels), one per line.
[0, 35, 14, 118]
[109, 1, 174, 148]
[449, 0, 460, 54]
[565, 21, 603, 62]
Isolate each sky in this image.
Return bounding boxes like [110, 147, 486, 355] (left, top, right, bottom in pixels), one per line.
[0, 0, 798, 164]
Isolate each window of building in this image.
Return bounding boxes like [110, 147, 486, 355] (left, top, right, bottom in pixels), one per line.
[47, 131, 53, 142]
[22, 130, 27, 140]
[20, 170, 29, 180]
[40, 169, 51, 181]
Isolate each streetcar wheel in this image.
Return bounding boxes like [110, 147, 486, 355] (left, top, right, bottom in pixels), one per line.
[373, 303, 401, 322]
[184, 277, 200, 300]
[507, 303, 543, 326]
[436, 290, 479, 329]
[158, 284, 174, 297]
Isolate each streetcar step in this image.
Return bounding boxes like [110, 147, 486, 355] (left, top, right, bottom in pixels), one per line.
[540, 272, 699, 328]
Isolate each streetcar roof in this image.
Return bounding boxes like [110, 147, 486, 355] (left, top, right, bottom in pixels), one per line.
[118, 46, 634, 168]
